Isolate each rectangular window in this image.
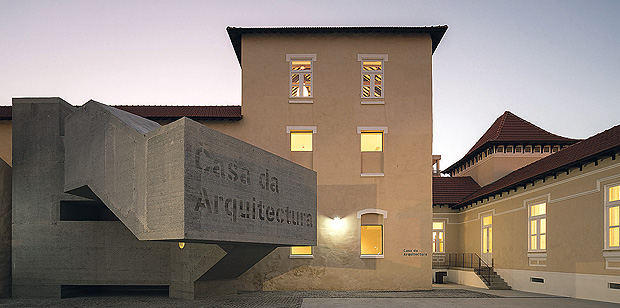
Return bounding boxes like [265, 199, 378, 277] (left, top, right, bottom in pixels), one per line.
[290, 246, 313, 258]
[287, 54, 316, 99]
[529, 202, 547, 251]
[361, 225, 383, 255]
[607, 184, 620, 249]
[362, 60, 383, 98]
[361, 132, 383, 152]
[433, 221, 445, 253]
[290, 131, 313, 151]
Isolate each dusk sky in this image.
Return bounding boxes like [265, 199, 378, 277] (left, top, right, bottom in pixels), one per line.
[1, 0, 619, 168]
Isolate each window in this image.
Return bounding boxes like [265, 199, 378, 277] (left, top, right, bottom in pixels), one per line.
[433, 221, 445, 253]
[358, 54, 387, 100]
[359, 127, 387, 176]
[358, 209, 387, 258]
[606, 184, 620, 249]
[287, 54, 316, 99]
[290, 131, 313, 151]
[290, 246, 313, 258]
[529, 202, 547, 251]
[287, 126, 316, 169]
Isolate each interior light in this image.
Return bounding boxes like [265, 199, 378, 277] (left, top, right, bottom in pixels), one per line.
[178, 242, 185, 249]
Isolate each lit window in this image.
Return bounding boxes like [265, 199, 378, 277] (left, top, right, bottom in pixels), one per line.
[360, 212, 384, 256]
[361, 132, 383, 152]
[290, 131, 313, 151]
[529, 202, 547, 251]
[361, 60, 383, 98]
[287, 55, 315, 98]
[607, 184, 620, 249]
[290, 246, 313, 257]
[433, 221, 445, 253]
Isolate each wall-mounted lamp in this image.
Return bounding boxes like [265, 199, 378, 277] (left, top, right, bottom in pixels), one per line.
[178, 242, 185, 249]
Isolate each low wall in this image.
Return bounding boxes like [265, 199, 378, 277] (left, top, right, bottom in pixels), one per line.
[432, 268, 487, 289]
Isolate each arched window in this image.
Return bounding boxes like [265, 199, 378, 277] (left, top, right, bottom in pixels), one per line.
[358, 209, 387, 258]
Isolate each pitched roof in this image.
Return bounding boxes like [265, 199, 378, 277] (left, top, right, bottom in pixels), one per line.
[455, 123, 620, 208]
[226, 26, 448, 65]
[0, 105, 242, 120]
[444, 111, 579, 173]
[433, 176, 481, 205]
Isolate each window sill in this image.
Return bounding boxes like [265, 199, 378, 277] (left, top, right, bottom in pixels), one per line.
[289, 255, 314, 259]
[603, 250, 620, 257]
[361, 100, 385, 105]
[527, 252, 547, 258]
[289, 99, 313, 104]
[361, 173, 384, 177]
[360, 254, 384, 259]
[432, 252, 446, 255]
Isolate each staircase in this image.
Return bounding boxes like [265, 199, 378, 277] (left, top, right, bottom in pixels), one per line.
[475, 266, 511, 290]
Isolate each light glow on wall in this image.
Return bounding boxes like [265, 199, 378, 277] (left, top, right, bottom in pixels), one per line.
[178, 242, 185, 249]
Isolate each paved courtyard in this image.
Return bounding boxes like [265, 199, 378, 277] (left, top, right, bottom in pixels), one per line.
[0, 285, 617, 308]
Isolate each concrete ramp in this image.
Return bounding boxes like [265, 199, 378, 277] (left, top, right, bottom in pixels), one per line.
[64, 101, 317, 246]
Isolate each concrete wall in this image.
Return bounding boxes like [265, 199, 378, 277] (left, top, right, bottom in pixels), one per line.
[11, 98, 172, 298]
[0, 158, 11, 297]
[434, 155, 620, 302]
[198, 31, 435, 291]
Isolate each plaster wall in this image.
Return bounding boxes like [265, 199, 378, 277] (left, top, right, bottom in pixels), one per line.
[457, 154, 547, 187]
[0, 121, 10, 166]
[434, 155, 620, 301]
[199, 32, 435, 291]
[0, 159, 11, 297]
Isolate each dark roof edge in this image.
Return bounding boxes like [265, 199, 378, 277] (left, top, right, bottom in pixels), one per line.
[453, 145, 620, 210]
[226, 25, 448, 65]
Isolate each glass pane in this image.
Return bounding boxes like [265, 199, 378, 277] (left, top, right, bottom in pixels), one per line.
[483, 230, 487, 251]
[610, 185, 620, 202]
[439, 231, 443, 240]
[432, 231, 437, 240]
[531, 203, 546, 216]
[531, 235, 537, 250]
[439, 242, 444, 253]
[362, 86, 371, 97]
[304, 73, 311, 84]
[361, 132, 383, 152]
[363, 60, 382, 71]
[291, 246, 312, 255]
[433, 222, 444, 230]
[483, 215, 492, 226]
[292, 60, 311, 71]
[303, 85, 311, 97]
[610, 206, 619, 227]
[363, 74, 371, 85]
[433, 243, 436, 253]
[361, 225, 383, 255]
[375, 74, 382, 85]
[530, 220, 537, 235]
[291, 131, 313, 151]
[540, 234, 546, 250]
[611, 227, 620, 247]
[540, 218, 546, 234]
[291, 74, 299, 85]
[374, 86, 382, 97]
[291, 86, 299, 97]
[488, 227, 492, 253]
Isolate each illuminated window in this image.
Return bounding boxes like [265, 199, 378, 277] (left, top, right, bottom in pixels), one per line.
[290, 131, 313, 151]
[606, 184, 620, 249]
[529, 202, 547, 251]
[360, 212, 385, 257]
[287, 54, 316, 98]
[290, 246, 313, 258]
[361, 132, 383, 152]
[433, 221, 445, 253]
[358, 54, 387, 99]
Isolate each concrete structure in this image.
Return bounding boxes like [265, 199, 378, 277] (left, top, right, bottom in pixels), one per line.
[0, 158, 10, 297]
[433, 112, 620, 304]
[10, 97, 316, 299]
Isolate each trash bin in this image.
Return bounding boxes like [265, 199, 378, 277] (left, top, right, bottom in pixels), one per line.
[435, 271, 447, 284]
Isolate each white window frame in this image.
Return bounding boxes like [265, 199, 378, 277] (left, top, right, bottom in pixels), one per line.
[358, 54, 388, 100]
[357, 209, 387, 259]
[287, 54, 316, 100]
[358, 126, 388, 177]
[433, 219, 446, 254]
[289, 246, 314, 259]
[605, 183, 620, 251]
[528, 199, 547, 253]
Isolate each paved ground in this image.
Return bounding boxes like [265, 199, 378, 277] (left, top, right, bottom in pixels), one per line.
[0, 284, 617, 307]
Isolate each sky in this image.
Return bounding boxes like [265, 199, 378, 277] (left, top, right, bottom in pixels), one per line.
[1, 0, 619, 168]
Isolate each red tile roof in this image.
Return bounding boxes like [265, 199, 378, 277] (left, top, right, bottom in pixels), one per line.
[456, 123, 620, 208]
[227, 26, 449, 65]
[444, 111, 579, 173]
[0, 106, 10, 120]
[433, 176, 481, 205]
[0, 105, 242, 120]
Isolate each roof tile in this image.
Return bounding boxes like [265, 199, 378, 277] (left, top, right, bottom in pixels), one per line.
[433, 176, 481, 205]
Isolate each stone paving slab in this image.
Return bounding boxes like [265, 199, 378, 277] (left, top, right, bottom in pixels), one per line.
[301, 297, 620, 308]
[0, 289, 498, 308]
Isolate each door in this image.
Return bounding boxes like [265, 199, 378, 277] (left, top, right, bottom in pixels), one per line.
[481, 214, 493, 265]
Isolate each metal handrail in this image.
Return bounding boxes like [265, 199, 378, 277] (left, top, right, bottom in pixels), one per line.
[433, 253, 493, 286]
